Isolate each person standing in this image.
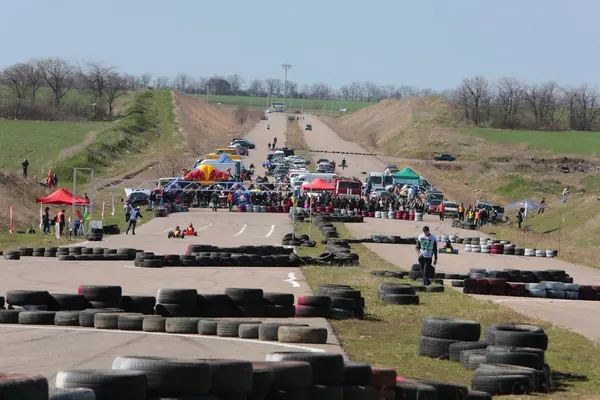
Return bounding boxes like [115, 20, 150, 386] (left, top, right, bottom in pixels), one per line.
[124, 202, 132, 222]
[516, 209, 524, 230]
[42, 207, 50, 233]
[438, 202, 445, 221]
[458, 203, 465, 221]
[211, 191, 219, 212]
[58, 209, 66, 236]
[126, 206, 142, 235]
[538, 197, 546, 214]
[22, 159, 29, 179]
[227, 191, 234, 211]
[416, 226, 438, 286]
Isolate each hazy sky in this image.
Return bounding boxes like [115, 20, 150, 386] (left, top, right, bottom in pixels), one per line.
[2, 0, 597, 89]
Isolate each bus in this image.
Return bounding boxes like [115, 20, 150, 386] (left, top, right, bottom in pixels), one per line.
[270, 102, 285, 112]
[334, 179, 362, 195]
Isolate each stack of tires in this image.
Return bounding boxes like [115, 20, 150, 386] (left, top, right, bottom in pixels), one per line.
[86, 227, 104, 241]
[134, 252, 165, 268]
[154, 208, 167, 217]
[314, 216, 339, 239]
[3, 250, 20, 260]
[155, 288, 199, 317]
[225, 288, 267, 317]
[472, 323, 551, 395]
[103, 224, 120, 235]
[378, 282, 419, 305]
[317, 284, 365, 320]
[418, 316, 482, 360]
[264, 292, 296, 317]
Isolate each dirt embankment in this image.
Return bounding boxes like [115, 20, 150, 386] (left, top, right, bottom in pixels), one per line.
[0, 172, 49, 230]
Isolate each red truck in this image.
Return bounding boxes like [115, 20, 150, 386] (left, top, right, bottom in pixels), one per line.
[333, 179, 362, 195]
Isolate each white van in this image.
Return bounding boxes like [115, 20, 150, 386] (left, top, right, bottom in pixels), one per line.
[366, 172, 384, 190]
[292, 173, 337, 188]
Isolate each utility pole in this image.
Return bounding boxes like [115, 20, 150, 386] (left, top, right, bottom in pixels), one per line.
[282, 62, 291, 111]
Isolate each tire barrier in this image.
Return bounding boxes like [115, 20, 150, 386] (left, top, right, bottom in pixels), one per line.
[291, 208, 365, 223]
[415, 317, 552, 396]
[1, 285, 367, 321]
[378, 282, 421, 305]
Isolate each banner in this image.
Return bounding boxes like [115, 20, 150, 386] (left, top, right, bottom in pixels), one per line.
[111, 195, 115, 216]
[101, 201, 105, 220]
[39, 204, 43, 230]
[9, 205, 13, 234]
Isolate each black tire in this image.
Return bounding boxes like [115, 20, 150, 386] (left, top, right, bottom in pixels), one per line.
[117, 314, 145, 331]
[466, 389, 493, 399]
[342, 362, 372, 386]
[198, 359, 253, 395]
[278, 326, 328, 344]
[265, 352, 344, 385]
[485, 349, 544, 370]
[486, 345, 545, 364]
[142, 316, 166, 332]
[156, 289, 198, 305]
[460, 349, 487, 369]
[382, 294, 420, 305]
[308, 384, 343, 400]
[77, 286, 122, 303]
[402, 378, 468, 400]
[256, 361, 312, 391]
[330, 297, 359, 311]
[44, 251, 57, 257]
[49, 387, 96, 399]
[95, 312, 135, 329]
[264, 292, 295, 306]
[58, 255, 75, 261]
[112, 355, 211, 396]
[239, 323, 261, 339]
[217, 320, 261, 337]
[297, 295, 331, 307]
[378, 283, 415, 295]
[474, 363, 542, 391]
[49, 294, 90, 311]
[294, 305, 330, 318]
[448, 341, 489, 362]
[89, 301, 121, 309]
[489, 323, 548, 350]
[395, 381, 437, 400]
[165, 317, 202, 333]
[141, 259, 164, 268]
[55, 369, 147, 400]
[418, 335, 460, 359]
[198, 294, 236, 317]
[199, 319, 218, 335]
[18, 311, 56, 325]
[248, 364, 274, 399]
[0, 309, 20, 323]
[320, 288, 361, 300]
[120, 295, 156, 314]
[471, 374, 534, 395]
[54, 311, 82, 326]
[258, 322, 309, 341]
[225, 288, 264, 304]
[155, 304, 198, 318]
[0, 373, 48, 399]
[79, 308, 124, 327]
[425, 285, 445, 293]
[6, 290, 51, 307]
[421, 316, 481, 341]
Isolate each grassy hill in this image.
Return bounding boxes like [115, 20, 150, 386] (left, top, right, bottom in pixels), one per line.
[191, 94, 373, 115]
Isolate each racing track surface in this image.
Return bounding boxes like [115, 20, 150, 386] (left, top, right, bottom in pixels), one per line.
[302, 115, 600, 343]
[0, 116, 345, 378]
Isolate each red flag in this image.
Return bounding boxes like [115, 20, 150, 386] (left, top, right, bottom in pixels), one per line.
[76, 209, 83, 221]
[101, 201, 105, 220]
[9, 205, 14, 234]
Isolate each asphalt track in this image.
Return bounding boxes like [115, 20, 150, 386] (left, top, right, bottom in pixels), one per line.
[302, 114, 600, 343]
[0, 116, 345, 380]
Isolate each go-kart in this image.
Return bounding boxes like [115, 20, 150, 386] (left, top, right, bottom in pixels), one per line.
[167, 230, 185, 239]
[182, 230, 197, 236]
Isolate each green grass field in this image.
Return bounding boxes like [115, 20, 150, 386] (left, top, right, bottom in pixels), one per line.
[191, 94, 373, 114]
[460, 128, 600, 157]
[0, 120, 112, 173]
[295, 222, 600, 399]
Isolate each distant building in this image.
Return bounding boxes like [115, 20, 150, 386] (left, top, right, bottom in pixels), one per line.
[206, 78, 231, 95]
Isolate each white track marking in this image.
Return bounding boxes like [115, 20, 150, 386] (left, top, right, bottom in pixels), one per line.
[0, 324, 325, 352]
[265, 225, 275, 238]
[285, 272, 300, 288]
[234, 224, 247, 237]
[163, 223, 213, 233]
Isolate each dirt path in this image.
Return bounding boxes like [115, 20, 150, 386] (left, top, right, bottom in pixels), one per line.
[57, 120, 119, 161]
[303, 115, 600, 342]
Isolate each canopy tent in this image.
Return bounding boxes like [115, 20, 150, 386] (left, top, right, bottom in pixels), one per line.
[301, 178, 335, 191]
[392, 167, 420, 181]
[35, 188, 89, 205]
[504, 200, 548, 210]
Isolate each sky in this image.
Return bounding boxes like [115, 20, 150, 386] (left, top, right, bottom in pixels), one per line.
[1, 0, 598, 90]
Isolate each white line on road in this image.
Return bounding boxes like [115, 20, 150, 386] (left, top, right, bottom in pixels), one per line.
[285, 272, 300, 288]
[234, 224, 247, 237]
[265, 225, 275, 238]
[0, 324, 326, 352]
[162, 223, 213, 233]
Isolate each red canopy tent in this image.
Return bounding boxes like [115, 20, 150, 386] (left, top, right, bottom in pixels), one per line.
[301, 178, 335, 191]
[35, 188, 89, 205]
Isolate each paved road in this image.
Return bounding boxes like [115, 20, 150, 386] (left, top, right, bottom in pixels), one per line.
[0, 209, 344, 379]
[244, 113, 286, 177]
[302, 115, 600, 343]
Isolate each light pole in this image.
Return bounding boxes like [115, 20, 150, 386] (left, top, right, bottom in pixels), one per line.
[282, 62, 291, 111]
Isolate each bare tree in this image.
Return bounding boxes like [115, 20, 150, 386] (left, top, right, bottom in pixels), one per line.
[22, 61, 42, 103]
[264, 78, 278, 96]
[495, 77, 524, 128]
[139, 73, 152, 87]
[105, 72, 124, 116]
[287, 81, 298, 98]
[80, 62, 114, 119]
[37, 58, 74, 108]
[247, 79, 264, 96]
[227, 74, 244, 95]
[458, 76, 491, 125]
[568, 84, 600, 131]
[154, 76, 170, 89]
[1, 63, 32, 117]
[173, 73, 191, 92]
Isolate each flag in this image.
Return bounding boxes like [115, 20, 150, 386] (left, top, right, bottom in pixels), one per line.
[9, 205, 14, 234]
[111, 195, 115, 216]
[77, 209, 83, 221]
[83, 206, 89, 221]
[101, 201, 105, 221]
[39, 204, 43, 230]
[524, 202, 528, 218]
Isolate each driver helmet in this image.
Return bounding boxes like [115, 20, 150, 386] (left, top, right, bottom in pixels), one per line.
[189, 223, 193, 227]
[175, 225, 180, 230]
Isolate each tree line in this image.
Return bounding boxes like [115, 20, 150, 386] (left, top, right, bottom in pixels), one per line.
[2, 57, 599, 131]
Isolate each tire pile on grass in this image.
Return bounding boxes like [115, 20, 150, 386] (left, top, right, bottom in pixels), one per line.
[295, 284, 366, 320]
[418, 316, 552, 396]
[376, 282, 446, 305]
[281, 233, 316, 247]
[2, 352, 495, 399]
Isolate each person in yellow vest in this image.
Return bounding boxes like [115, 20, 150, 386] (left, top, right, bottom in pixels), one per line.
[458, 203, 465, 221]
[468, 208, 475, 224]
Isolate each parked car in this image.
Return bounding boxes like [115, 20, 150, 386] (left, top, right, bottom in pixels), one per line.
[260, 115, 268, 120]
[434, 153, 456, 161]
[128, 192, 149, 207]
[370, 188, 393, 200]
[427, 199, 443, 214]
[305, 124, 312, 131]
[385, 164, 399, 174]
[441, 201, 459, 218]
[231, 138, 256, 149]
